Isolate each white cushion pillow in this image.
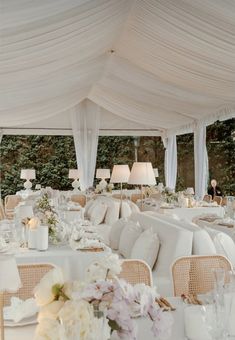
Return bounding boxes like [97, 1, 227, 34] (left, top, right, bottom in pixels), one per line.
[192, 229, 217, 255]
[120, 201, 132, 218]
[131, 228, 160, 269]
[109, 218, 127, 250]
[104, 200, 120, 225]
[90, 202, 107, 225]
[119, 221, 142, 258]
[128, 200, 140, 213]
[86, 200, 96, 219]
[205, 227, 235, 267]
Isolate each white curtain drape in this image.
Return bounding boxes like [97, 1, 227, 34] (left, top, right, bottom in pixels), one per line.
[71, 100, 100, 191]
[194, 121, 209, 199]
[163, 135, 177, 190]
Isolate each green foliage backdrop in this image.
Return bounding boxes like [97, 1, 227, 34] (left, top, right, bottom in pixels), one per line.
[0, 119, 234, 198]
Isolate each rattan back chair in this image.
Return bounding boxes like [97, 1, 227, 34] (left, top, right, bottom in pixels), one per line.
[70, 194, 86, 207]
[130, 194, 144, 204]
[112, 194, 127, 200]
[117, 259, 153, 286]
[172, 255, 232, 297]
[213, 196, 222, 206]
[203, 194, 212, 203]
[221, 197, 227, 206]
[4, 195, 21, 219]
[150, 193, 161, 200]
[3, 263, 55, 306]
[0, 201, 5, 220]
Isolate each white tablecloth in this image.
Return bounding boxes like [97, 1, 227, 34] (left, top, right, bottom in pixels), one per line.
[159, 206, 225, 221]
[14, 245, 110, 281]
[7, 297, 235, 340]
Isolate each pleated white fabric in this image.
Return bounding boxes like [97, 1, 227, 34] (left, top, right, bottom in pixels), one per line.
[194, 122, 209, 199]
[71, 100, 100, 190]
[0, 0, 234, 133]
[163, 135, 177, 190]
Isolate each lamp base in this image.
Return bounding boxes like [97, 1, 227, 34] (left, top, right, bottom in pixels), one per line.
[72, 179, 80, 191]
[23, 179, 32, 190]
[99, 179, 107, 190]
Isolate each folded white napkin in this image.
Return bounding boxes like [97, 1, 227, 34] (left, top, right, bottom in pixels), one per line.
[70, 237, 104, 251]
[4, 297, 39, 323]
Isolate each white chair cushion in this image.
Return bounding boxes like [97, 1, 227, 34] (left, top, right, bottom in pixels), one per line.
[97, 224, 111, 246]
[104, 200, 120, 225]
[109, 218, 127, 250]
[119, 221, 142, 258]
[85, 200, 96, 219]
[120, 201, 132, 218]
[192, 229, 217, 255]
[205, 227, 235, 267]
[90, 202, 107, 225]
[128, 200, 140, 213]
[131, 228, 160, 269]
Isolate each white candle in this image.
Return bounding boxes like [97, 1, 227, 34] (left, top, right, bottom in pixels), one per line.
[37, 226, 48, 251]
[28, 229, 37, 249]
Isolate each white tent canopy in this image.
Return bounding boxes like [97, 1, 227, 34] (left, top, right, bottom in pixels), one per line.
[0, 0, 235, 194]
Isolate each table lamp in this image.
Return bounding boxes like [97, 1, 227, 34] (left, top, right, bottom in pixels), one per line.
[69, 169, 81, 191]
[128, 162, 156, 209]
[110, 165, 130, 201]
[96, 169, 110, 190]
[0, 255, 21, 340]
[20, 169, 36, 190]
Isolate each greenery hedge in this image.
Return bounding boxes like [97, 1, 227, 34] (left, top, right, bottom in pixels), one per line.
[0, 119, 234, 198]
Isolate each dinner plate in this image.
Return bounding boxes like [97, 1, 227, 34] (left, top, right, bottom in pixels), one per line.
[5, 315, 38, 327]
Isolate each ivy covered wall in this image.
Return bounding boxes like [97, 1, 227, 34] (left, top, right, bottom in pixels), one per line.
[0, 119, 234, 198]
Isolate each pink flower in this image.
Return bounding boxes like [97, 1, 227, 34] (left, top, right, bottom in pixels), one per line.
[80, 280, 114, 301]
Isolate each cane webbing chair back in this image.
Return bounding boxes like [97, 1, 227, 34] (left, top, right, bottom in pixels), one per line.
[117, 259, 153, 287]
[130, 194, 144, 204]
[213, 196, 222, 206]
[172, 255, 232, 297]
[71, 194, 86, 207]
[203, 195, 212, 203]
[3, 263, 54, 306]
[0, 202, 5, 220]
[112, 194, 127, 200]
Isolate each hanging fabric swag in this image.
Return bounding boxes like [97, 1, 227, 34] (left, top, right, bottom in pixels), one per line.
[71, 100, 100, 191]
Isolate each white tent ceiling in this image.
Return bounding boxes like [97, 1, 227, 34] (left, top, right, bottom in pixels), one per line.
[1, 0, 235, 136]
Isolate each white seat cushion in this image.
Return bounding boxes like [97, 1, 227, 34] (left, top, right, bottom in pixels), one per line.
[90, 202, 107, 225]
[205, 227, 235, 267]
[119, 221, 142, 258]
[120, 201, 132, 218]
[104, 200, 120, 225]
[109, 218, 127, 250]
[128, 200, 140, 213]
[97, 224, 111, 246]
[131, 228, 160, 268]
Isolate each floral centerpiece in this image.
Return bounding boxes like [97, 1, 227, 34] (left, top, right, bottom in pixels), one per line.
[161, 188, 178, 205]
[34, 254, 173, 340]
[35, 193, 59, 243]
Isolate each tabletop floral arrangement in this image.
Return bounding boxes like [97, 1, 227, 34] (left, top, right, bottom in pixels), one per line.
[34, 254, 173, 340]
[35, 193, 59, 243]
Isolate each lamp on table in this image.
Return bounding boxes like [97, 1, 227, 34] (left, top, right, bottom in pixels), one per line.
[20, 169, 36, 190]
[96, 169, 110, 190]
[110, 165, 130, 202]
[128, 162, 156, 210]
[69, 169, 81, 191]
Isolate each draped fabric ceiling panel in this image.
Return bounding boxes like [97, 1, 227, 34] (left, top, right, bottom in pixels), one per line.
[0, 0, 234, 135]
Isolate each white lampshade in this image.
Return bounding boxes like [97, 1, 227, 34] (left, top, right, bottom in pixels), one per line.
[186, 187, 195, 195]
[20, 169, 36, 180]
[110, 165, 130, 183]
[0, 255, 21, 292]
[96, 169, 110, 179]
[153, 168, 159, 177]
[128, 162, 156, 186]
[69, 169, 81, 179]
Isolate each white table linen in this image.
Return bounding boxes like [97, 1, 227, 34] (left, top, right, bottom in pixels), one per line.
[7, 297, 235, 340]
[14, 245, 110, 281]
[159, 206, 224, 221]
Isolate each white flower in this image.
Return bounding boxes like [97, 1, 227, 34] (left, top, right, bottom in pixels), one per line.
[85, 262, 107, 283]
[101, 254, 122, 278]
[34, 318, 66, 340]
[34, 268, 65, 306]
[38, 301, 64, 322]
[58, 300, 94, 340]
[133, 284, 158, 315]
